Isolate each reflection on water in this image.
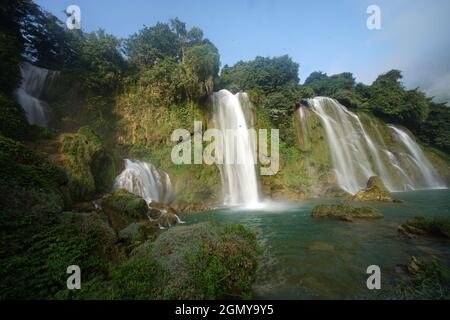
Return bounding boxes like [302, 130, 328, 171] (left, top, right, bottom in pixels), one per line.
[183, 190, 450, 299]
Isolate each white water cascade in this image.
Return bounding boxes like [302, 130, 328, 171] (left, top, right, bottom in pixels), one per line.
[389, 125, 446, 189]
[14, 62, 58, 127]
[114, 159, 174, 204]
[211, 89, 260, 207]
[299, 97, 446, 194]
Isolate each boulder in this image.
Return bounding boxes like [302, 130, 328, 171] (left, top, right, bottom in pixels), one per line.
[101, 189, 148, 231]
[311, 203, 383, 222]
[349, 176, 399, 202]
[398, 216, 450, 239]
[148, 200, 181, 228]
[118, 221, 157, 243]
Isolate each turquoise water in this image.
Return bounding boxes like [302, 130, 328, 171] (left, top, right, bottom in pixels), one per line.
[183, 189, 450, 299]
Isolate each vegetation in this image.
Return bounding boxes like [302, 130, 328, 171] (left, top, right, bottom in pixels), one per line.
[0, 0, 449, 301]
[395, 257, 450, 299]
[310, 204, 383, 221]
[399, 216, 450, 238]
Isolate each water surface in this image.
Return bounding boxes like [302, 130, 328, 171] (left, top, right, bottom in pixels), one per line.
[183, 189, 450, 299]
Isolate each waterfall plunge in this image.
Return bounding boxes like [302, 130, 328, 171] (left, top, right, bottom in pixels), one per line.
[212, 90, 260, 208]
[114, 159, 174, 204]
[14, 62, 58, 127]
[300, 97, 446, 194]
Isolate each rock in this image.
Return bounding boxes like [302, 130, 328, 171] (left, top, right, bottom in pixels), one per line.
[349, 176, 399, 203]
[407, 256, 424, 275]
[323, 186, 351, 198]
[101, 189, 148, 231]
[397, 224, 418, 239]
[118, 221, 157, 243]
[398, 216, 450, 239]
[366, 176, 387, 191]
[148, 200, 177, 218]
[158, 212, 179, 228]
[310, 203, 383, 222]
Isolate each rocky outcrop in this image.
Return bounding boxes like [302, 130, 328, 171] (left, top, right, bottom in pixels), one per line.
[101, 189, 148, 231]
[349, 176, 399, 202]
[398, 216, 450, 239]
[149, 200, 181, 228]
[311, 203, 383, 222]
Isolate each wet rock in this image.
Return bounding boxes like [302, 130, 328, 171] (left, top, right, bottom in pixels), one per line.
[149, 200, 181, 228]
[407, 256, 424, 275]
[398, 216, 450, 239]
[349, 176, 400, 203]
[311, 203, 383, 222]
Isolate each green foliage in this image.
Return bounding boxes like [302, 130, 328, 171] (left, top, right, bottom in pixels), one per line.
[404, 216, 450, 238]
[186, 224, 259, 299]
[59, 126, 116, 200]
[75, 30, 127, 95]
[394, 257, 450, 299]
[311, 204, 383, 221]
[110, 248, 160, 299]
[183, 40, 220, 98]
[125, 22, 180, 67]
[0, 93, 30, 140]
[101, 189, 148, 227]
[369, 70, 429, 128]
[108, 222, 260, 299]
[0, 212, 118, 299]
[138, 58, 186, 106]
[221, 55, 299, 93]
[220, 55, 303, 141]
[0, 134, 67, 191]
[416, 102, 450, 153]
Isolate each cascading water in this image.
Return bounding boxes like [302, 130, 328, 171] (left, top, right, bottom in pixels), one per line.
[14, 62, 58, 127]
[114, 159, 174, 204]
[299, 97, 446, 194]
[211, 89, 260, 207]
[389, 125, 446, 189]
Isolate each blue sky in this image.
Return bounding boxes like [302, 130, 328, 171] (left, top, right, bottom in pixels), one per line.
[36, 0, 450, 103]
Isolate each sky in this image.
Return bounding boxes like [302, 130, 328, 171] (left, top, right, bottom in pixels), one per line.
[35, 0, 450, 104]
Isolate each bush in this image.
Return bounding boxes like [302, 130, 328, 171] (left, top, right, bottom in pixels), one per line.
[0, 93, 30, 140]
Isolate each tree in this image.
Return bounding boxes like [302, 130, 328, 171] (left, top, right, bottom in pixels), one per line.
[368, 70, 429, 127]
[125, 23, 180, 67]
[417, 102, 450, 153]
[183, 41, 220, 97]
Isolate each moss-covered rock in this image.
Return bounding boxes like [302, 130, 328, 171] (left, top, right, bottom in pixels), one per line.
[398, 216, 450, 239]
[118, 222, 157, 243]
[349, 176, 399, 202]
[101, 189, 148, 231]
[0, 211, 120, 299]
[59, 126, 116, 201]
[311, 203, 383, 221]
[109, 222, 261, 299]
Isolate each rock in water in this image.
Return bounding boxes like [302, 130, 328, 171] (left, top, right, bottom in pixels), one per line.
[310, 203, 383, 222]
[349, 176, 399, 202]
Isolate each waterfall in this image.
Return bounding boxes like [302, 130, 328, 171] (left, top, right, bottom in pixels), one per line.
[389, 125, 446, 189]
[212, 89, 260, 207]
[114, 159, 174, 204]
[14, 62, 58, 127]
[299, 97, 446, 194]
